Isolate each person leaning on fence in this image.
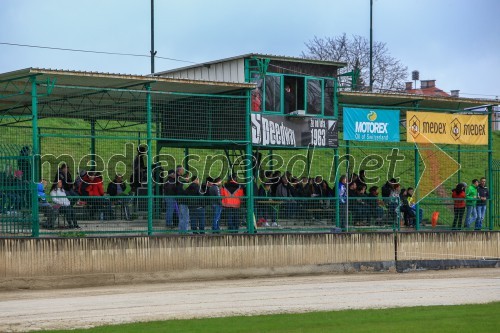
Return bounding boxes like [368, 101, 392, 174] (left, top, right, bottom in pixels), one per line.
[107, 174, 131, 221]
[476, 177, 489, 230]
[185, 175, 206, 234]
[163, 169, 177, 228]
[208, 177, 223, 232]
[50, 180, 79, 228]
[221, 174, 244, 233]
[130, 145, 147, 193]
[451, 183, 466, 230]
[175, 165, 190, 232]
[464, 179, 479, 229]
[338, 175, 348, 229]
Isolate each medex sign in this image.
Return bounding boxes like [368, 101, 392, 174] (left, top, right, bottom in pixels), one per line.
[407, 111, 488, 145]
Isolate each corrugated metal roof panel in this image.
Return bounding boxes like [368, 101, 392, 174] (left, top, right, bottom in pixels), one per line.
[338, 91, 499, 110]
[155, 53, 347, 78]
[0, 68, 254, 122]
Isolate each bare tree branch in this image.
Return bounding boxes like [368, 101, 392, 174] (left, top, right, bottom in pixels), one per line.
[301, 35, 408, 91]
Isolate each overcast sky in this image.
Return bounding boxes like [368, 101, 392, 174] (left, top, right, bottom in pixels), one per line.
[1, 0, 499, 99]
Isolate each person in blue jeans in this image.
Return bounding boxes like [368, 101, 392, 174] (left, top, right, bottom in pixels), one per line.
[208, 177, 223, 232]
[476, 177, 489, 230]
[465, 179, 479, 229]
[175, 165, 190, 232]
[163, 170, 177, 227]
[186, 175, 206, 234]
[338, 175, 348, 229]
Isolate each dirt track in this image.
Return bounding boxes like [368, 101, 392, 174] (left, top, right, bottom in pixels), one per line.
[0, 268, 499, 332]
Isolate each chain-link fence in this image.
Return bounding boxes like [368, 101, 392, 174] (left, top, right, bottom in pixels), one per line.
[0, 73, 496, 236]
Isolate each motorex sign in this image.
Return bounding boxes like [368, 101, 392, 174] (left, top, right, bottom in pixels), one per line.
[343, 107, 400, 142]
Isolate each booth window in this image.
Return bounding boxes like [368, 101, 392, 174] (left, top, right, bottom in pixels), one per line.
[264, 76, 281, 112]
[283, 76, 304, 113]
[324, 79, 334, 116]
[250, 73, 263, 112]
[306, 79, 322, 115]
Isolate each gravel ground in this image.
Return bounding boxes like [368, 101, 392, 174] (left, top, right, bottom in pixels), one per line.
[0, 268, 498, 332]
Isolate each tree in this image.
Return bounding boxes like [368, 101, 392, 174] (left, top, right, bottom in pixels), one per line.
[301, 34, 408, 91]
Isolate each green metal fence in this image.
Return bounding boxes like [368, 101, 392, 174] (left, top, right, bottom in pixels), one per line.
[0, 73, 496, 237]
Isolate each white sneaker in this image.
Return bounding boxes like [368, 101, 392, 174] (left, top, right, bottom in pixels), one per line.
[263, 222, 270, 227]
[271, 222, 279, 227]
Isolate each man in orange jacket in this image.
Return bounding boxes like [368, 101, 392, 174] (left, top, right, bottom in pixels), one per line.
[221, 174, 244, 232]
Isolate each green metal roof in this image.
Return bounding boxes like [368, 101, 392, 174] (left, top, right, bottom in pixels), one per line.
[338, 91, 499, 110]
[0, 67, 254, 93]
[0, 68, 253, 123]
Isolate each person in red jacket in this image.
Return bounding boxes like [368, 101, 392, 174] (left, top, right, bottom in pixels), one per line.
[451, 183, 466, 230]
[79, 172, 114, 220]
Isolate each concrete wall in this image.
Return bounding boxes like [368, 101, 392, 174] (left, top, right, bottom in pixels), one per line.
[0, 233, 394, 289]
[0, 232, 498, 290]
[396, 232, 500, 272]
[397, 232, 500, 261]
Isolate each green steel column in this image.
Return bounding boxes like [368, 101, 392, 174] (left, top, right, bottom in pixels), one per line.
[457, 145, 461, 184]
[269, 150, 274, 171]
[184, 148, 189, 171]
[246, 92, 255, 234]
[146, 84, 153, 235]
[333, 78, 338, 119]
[30, 77, 39, 237]
[306, 148, 311, 174]
[345, 141, 350, 170]
[90, 119, 96, 170]
[244, 59, 255, 233]
[37, 128, 42, 181]
[414, 144, 420, 231]
[334, 148, 339, 227]
[487, 105, 493, 230]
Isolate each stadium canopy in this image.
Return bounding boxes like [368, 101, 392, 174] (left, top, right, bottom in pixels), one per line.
[0, 68, 253, 123]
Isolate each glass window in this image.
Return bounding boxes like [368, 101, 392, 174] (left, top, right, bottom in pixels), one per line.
[306, 79, 322, 115]
[264, 76, 281, 112]
[284, 77, 305, 114]
[324, 79, 334, 116]
[250, 73, 263, 112]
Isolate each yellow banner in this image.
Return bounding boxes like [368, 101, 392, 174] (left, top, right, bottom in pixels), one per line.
[407, 111, 488, 145]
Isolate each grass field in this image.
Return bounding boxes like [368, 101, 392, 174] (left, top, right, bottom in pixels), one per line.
[44, 302, 500, 333]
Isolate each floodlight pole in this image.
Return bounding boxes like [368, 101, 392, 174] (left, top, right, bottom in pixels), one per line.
[150, 0, 156, 74]
[369, 0, 373, 91]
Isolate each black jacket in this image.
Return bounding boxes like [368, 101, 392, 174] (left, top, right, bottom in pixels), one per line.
[477, 185, 489, 206]
[54, 170, 74, 192]
[381, 182, 392, 198]
[258, 185, 272, 197]
[163, 176, 176, 195]
[185, 182, 202, 208]
[107, 182, 127, 196]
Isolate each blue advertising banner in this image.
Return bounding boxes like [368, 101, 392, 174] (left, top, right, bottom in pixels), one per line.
[343, 107, 400, 142]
